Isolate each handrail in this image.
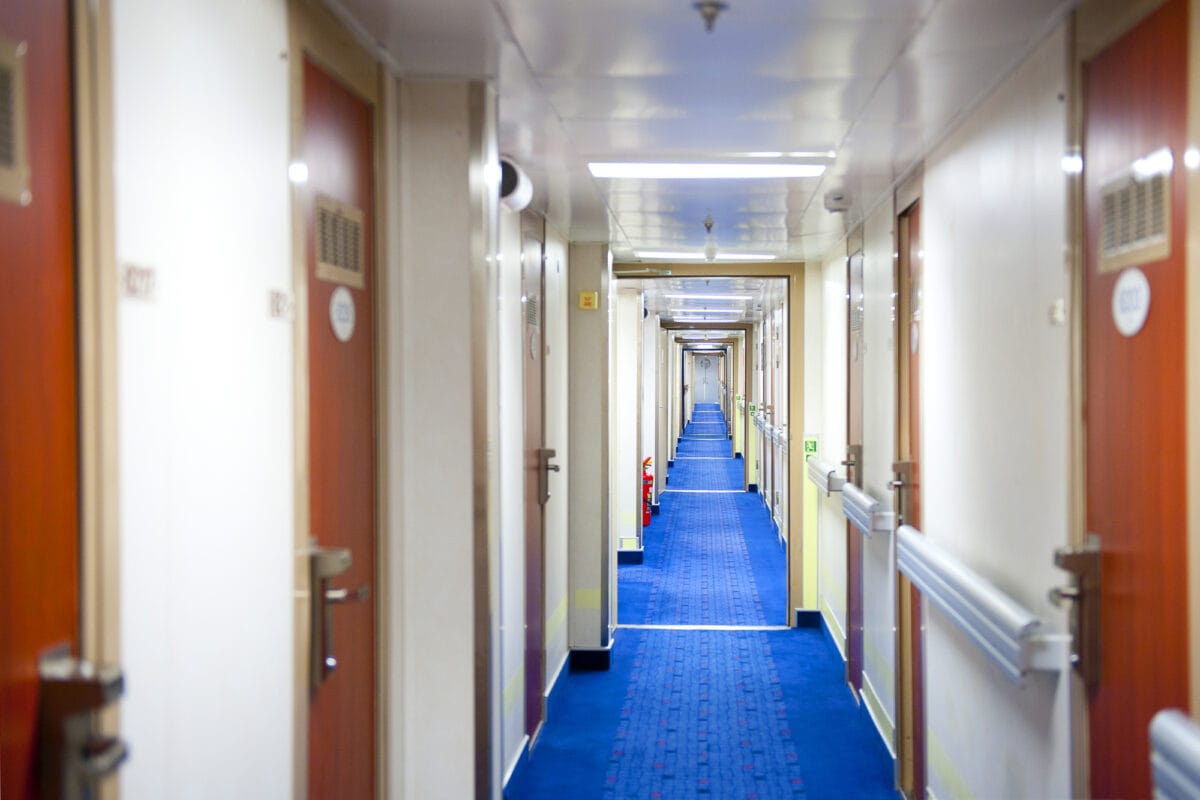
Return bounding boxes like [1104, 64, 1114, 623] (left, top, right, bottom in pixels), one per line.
[897, 525, 1068, 683]
[1151, 710, 1200, 800]
[806, 456, 845, 496]
[841, 483, 895, 537]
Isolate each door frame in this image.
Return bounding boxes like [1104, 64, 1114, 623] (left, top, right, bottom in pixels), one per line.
[288, 2, 389, 796]
[71, 0, 121, 774]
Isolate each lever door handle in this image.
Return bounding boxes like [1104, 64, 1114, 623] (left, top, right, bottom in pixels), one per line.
[326, 584, 370, 605]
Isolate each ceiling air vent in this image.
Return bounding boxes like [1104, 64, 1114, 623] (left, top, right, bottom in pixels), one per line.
[315, 195, 365, 288]
[1099, 148, 1172, 273]
[0, 35, 29, 206]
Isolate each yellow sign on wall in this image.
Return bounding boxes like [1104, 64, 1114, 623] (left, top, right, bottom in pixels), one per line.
[578, 290, 600, 310]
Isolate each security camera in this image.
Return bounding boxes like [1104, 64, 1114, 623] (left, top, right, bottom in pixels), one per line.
[499, 157, 533, 212]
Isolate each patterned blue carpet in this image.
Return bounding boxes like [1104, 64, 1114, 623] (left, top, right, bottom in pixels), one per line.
[506, 403, 898, 800]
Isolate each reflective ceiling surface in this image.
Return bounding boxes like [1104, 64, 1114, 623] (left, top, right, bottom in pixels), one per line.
[325, 0, 1074, 310]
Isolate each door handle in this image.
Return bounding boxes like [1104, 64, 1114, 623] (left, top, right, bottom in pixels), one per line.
[1049, 534, 1102, 692]
[38, 643, 129, 799]
[538, 447, 560, 506]
[891, 460, 916, 523]
[309, 544, 368, 690]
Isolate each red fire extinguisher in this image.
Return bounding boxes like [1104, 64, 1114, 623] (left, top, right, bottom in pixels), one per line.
[642, 457, 653, 527]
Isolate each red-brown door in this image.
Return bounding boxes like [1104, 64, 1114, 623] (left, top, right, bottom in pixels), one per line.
[1083, 2, 1189, 796]
[896, 200, 925, 799]
[846, 249, 865, 694]
[302, 55, 377, 799]
[0, 2, 80, 797]
[522, 212, 547, 740]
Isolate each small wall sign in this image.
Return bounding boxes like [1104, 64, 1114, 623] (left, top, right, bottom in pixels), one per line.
[578, 291, 599, 310]
[329, 286, 356, 342]
[1111, 267, 1150, 338]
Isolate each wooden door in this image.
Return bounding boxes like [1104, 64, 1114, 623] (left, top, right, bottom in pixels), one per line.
[1083, 2, 1189, 796]
[846, 249, 865, 694]
[0, 3, 81, 796]
[522, 212, 548, 740]
[895, 201, 925, 799]
[302, 55, 377, 799]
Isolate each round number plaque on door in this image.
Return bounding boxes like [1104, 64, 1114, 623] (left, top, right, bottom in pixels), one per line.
[329, 286, 356, 342]
[1111, 267, 1151, 338]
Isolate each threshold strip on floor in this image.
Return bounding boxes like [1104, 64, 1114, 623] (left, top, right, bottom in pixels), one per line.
[619, 624, 791, 631]
[672, 456, 731, 460]
[661, 489, 743, 494]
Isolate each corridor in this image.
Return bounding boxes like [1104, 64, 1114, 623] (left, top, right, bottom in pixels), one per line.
[508, 405, 896, 799]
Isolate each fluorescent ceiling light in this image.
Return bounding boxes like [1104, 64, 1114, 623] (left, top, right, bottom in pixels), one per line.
[671, 316, 740, 322]
[663, 294, 751, 300]
[589, 162, 826, 179]
[739, 150, 837, 159]
[636, 251, 777, 261]
[714, 253, 777, 261]
[635, 251, 709, 261]
[669, 309, 741, 315]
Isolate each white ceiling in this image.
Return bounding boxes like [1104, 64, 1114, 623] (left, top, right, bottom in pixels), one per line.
[326, 0, 1074, 302]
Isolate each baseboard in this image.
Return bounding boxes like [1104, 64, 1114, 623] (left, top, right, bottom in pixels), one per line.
[617, 548, 644, 565]
[569, 645, 612, 672]
[651, 502, 661, 516]
[860, 671, 898, 762]
[735, 452, 743, 459]
[664, 475, 669, 486]
[667, 459, 674, 468]
[819, 596, 848, 662]
[748, 483, 759, 494]
[794, 608, 822, 628]
[544, 651, 570, 723]
[501, 735, 531, 799]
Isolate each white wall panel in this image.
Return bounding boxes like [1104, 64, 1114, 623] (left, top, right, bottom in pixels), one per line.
[497, 208, 526, 775]
[543, 223, 571, 688]
[611, 288, 642, 550]
[113, 1, 293, 795]
[921, 25, 1071, 800]
[860, 199, 898, 746]
[817, 252, 848, 648]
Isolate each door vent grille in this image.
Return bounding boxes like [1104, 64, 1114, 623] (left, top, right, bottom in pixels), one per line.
[1099, 153, 1171, 273]
[525, 295, 539, 326]
[315, 195, 365, 288]
[0, 35, 29, 205]
[0, 64, 14, 167]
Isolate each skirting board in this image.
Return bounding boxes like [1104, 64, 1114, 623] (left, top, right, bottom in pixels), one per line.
[569, 645, 612, 672]
[651, 502, 661, 516]
[502, 735, 531, 799]
[794, 609, 822, 628]
[820, 596, 848, 663]
[545, 651, 570, 722]
[617, 548, 644, 565]
[748, 483, 759, 494]
[860, 671, 897, 762]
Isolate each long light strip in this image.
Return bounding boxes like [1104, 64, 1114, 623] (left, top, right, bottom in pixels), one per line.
[671, 316, 742, 323]
[663, 293, 752, 300]
[590, 162, 825, 179]
[635, 250, 778, 261]
[668, 307, 741, 314]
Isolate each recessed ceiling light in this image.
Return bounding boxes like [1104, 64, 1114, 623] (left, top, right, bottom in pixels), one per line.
[663, 294, 752, 300]
[590, 162, 826, 179]
[668, 308, 742, 314]
[636, 251, 777, 261]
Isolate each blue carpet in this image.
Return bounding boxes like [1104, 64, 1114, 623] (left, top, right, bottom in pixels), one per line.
[509, 628, 899, 800]
[508, 404, 898, 800]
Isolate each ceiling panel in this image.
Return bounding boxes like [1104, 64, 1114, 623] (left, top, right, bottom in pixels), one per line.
[328, 0, 1078, 262]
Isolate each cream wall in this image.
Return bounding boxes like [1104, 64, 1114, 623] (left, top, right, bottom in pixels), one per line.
[391, 79, 491, 800]
[543, 223, 571, 692]
[611, 287, 642, 551]
[112, 1, 294, 795]
[920, 25, 1072, 800]
[642, 311, 660, 490]
[816, 251, 849, 652]
[860, 199, 899, 754]
[497, 208, 527, 778]
[568, 243, 611, 649]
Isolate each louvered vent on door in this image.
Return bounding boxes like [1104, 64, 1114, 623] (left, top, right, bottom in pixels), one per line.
[0, 35, 29, 205]
[1099, 154, 1172, 273]
[525, 295, 539, 326]
[0, 63, 14, 167]
[315, 195, 366, 288]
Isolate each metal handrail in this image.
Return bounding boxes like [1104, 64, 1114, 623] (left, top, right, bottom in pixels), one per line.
[806, 456, 844, 496]
[841, 483, 895, 537]
[897, 525, 1068, 683]
[1151, 710, 1200, 800]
